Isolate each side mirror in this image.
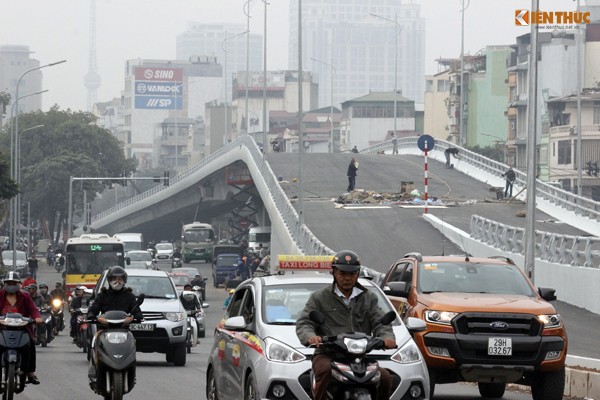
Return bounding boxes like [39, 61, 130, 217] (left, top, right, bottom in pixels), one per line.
[377, 311, 397, 326]
[152, 259, 157, 263]
[224, 316, 246, 331]
[383, 281, 409, 298]
[136, 293, 145, 306]
[538, 287, 557, 302]
[202, 302, 210, 309]
[125, 257, 131, 266]
[405, 317, 426, 333]
[309, 310, 326, 325]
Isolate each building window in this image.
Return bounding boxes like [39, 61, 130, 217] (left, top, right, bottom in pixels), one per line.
[594, 106, 600, 125]
[437, 80, 449, 92]
[557, 140, 571, 165]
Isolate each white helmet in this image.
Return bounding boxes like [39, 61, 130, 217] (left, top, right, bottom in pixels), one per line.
[182, 291, 195, 302]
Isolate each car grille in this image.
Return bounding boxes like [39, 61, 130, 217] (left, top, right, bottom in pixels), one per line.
[142, 312, 164, 321]
[453, 312, 542, 336]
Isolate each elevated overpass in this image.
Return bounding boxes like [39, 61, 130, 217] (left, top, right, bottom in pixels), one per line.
[88, 135, 600, 313]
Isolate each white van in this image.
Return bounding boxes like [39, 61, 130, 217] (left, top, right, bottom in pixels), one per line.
[248, 226, 271, 253]
[113, 233, 144, 253]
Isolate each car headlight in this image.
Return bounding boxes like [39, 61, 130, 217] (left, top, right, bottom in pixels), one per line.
[424, 310, 459, 325]
[265, 337, 306, 363]
[165, 312, 185, 322]
[344, 338, 368, 354]
[390, 340, 421, 364]
[105, 332, 128, 344]
[538, 314, 562, 329]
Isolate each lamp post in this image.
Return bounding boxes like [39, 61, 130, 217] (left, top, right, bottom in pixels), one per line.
[262, 0, 269, 155]
[298, 0, 304, 225]
[370, 13, 399, 141]
[222, 31, 248, 145]
[310, 57, 336, 153]
[481, 132, 507, 163]
[459, 0, 469, 146]
[11, 59, 65, 260]
[243, 0, 254, 136]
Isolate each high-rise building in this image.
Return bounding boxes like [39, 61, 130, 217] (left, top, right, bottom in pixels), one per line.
[288, 0, 425, 108]
[176, 23, 263, 102]
[0, 45, 43, 115]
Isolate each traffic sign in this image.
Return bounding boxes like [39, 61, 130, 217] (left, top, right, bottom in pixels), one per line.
[417, 135, 435, 152]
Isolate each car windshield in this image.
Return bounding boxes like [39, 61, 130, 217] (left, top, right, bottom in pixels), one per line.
[105, 275, 177, 299]
[183, 229, 213, 243]
[128, 252, 152, 261]
[217, 255, 239, 266]
[261, 282, 395, 325]
[171, 275, 190, 286]
[417, 262, 535, 296]
[155, 243, 173, 251]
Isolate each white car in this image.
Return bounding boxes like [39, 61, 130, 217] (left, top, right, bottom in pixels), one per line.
[155, 242, 174, 260]
[126, 250, 157, 269]
[206, 274, 430, 400]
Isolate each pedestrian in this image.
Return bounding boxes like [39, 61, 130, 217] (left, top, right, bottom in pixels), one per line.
[347, 158, 358, 192]
[28, 254, 39, 280]
[502, 166, 516, 198]
[444, 147, 459, 168]
[391, 133, 398, 155]
[351, 145, 359, 153]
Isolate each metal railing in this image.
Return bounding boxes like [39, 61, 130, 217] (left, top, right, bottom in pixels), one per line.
[93, 136, 334, 256]
[470, 215, 600, 268]
[361, 137, 600, 222]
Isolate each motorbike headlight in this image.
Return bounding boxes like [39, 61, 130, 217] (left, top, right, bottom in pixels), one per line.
[80, 307, 89, 314]
[390, 340, 422, 364]
[52, 299, 63, 308]
[105, 332, 128, 344]
[424, 310, 459, 325]
[166, 312, 185, 322]
[0, 317, 28, 327]
[344, 338, 368, 354]
[538, 314, 562, 329]
[265, 337, 306, 363]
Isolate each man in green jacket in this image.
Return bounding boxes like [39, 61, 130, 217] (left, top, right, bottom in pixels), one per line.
[296, 250, 397, 400]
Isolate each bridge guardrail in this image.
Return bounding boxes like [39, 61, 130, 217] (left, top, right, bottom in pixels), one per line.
[361, 137, 600, 222]
[93, 136, 334, 256]
[469, 214, 600, 268]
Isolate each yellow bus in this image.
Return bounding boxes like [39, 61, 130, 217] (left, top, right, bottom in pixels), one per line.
[180, 222, 214, 263]
[64, 234, 125, 296]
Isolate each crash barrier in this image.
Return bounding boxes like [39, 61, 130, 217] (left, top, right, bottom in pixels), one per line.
[470, 215, 600, 269]
[362, 137, 600, 234]
[93, 135, 334, 257]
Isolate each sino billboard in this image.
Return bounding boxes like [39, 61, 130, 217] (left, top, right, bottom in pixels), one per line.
[134, 67, 183, 110]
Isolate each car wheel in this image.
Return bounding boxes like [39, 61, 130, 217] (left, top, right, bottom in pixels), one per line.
[244, 372, 259, 400]
[172, 342, 187, 366]
[477, 382, 506, 398]
[207, 368, 219, 400]
[531, 368, 565, 400]
[427, 369, 436, 399]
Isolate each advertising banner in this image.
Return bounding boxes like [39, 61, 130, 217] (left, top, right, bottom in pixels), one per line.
[134, 66, 183, 110]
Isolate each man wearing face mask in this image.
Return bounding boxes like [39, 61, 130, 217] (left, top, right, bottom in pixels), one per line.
[86, 266, 143, 324]
[0, 272, 43, 384]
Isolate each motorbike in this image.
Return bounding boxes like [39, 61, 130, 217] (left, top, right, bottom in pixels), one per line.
[192, 280, 207, 302]
[88, 310, 137, 400]
[308, 310, 396, 400]
[171, 257, 182, 269]
[185, 310, 199, 354]
[36, 306, 53, 347]
[50, 298, 65, 336]
[0, 313, 35, 399]
[74, 307, 90, 354]
[55, 252, 65, 272]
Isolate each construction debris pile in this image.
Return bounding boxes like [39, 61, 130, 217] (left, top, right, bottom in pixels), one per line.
[336, 189, 448, 206]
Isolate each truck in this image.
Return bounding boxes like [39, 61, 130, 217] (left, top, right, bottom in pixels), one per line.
[112, 233, 144, 253]
[248, 226, 271, 253]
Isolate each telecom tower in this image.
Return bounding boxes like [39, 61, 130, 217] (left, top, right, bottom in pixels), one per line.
[84, 0, 101, 111]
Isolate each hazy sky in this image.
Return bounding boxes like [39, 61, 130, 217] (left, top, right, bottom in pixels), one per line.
[0, 0, 576, 111]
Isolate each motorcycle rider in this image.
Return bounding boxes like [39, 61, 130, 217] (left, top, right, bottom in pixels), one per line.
[0, 272, 42, 384]
[69, 286, 86, 342]
[26, 284, 45, 308]
[180, 284, 202, 339]
[190, 273, 204, 287]
[50, 282, 65, 334]
[37, 282, 54, 342]
[296, 250, 397, 400]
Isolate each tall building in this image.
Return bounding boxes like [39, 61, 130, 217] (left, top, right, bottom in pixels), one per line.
[0, 45, 43, 115]
[288, 0, 425, 108]
[176, 23, 263, 102]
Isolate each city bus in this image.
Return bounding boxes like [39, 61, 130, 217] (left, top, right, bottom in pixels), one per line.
[180, 222, 214, 263]
[64, 234, 126, 295]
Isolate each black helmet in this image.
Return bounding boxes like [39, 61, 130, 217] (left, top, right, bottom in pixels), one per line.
[107, 266, 128, 284]
[331, 250, 361, 273]
[4, 271, 21, 283]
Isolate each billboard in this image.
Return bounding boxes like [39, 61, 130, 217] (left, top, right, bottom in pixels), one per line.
[134, 67, 183, 110]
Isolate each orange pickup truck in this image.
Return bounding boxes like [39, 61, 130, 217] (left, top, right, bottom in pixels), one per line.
[381, 253, 567, 400]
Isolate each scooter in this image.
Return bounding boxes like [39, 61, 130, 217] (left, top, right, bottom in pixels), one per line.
[75, 307, 90, 354]
[0, 313, 36, 399]
[55, 252, 64, 272]
[50, 298, 65, 336]
[36, 306, 53, 347]
[185, 310, 198, 354]
[308, 310, 396, 400]
[192, 280, 207, 302]
[88, 310, 138, 400]
[171, 257, 182, 269]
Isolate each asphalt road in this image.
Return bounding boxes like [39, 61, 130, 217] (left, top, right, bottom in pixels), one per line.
[18, 262, 583, 399]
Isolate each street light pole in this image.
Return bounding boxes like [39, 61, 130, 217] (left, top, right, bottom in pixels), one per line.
[370, 13, 400, 142]
[262, 0, 269, 155]
[576, 0, 583, 198]
[222, 31, 248, 145]
[459, 0, 469, 146]
[310, 57, 336, 153]
[243, 0, 253, 136]
[298, 0, 304, 226]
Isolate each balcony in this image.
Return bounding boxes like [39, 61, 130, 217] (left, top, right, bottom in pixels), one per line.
[549, 124, 600, 137]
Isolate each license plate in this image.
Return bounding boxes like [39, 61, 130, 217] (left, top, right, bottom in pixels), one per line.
[130, 323, 155, 331]
[488, 337, 512, 356]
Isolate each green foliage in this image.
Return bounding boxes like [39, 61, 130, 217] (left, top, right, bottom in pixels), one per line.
[0, 106, 137, 233]
[0, 92, 11, 115]
[0, 152, 18, 199]
[468, 145, 504, 163]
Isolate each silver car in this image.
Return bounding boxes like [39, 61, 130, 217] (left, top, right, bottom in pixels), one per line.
[206, 274, 430, 400]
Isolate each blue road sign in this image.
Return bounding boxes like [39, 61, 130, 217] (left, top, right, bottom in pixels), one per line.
[417, 135, 435, 152]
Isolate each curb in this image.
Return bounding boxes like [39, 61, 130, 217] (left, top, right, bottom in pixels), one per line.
[566, 356, 600, 399]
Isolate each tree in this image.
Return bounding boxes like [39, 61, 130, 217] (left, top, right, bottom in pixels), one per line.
[0, 106, 136, 238]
